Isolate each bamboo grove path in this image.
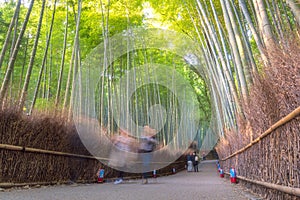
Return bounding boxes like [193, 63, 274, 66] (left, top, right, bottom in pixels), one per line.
[0, 160, 261, 200]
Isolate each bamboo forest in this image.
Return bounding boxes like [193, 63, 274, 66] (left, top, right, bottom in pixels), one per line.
[0, 0, 299, 199]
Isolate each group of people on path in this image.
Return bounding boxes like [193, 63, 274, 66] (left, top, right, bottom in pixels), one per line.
[187, 152, 199, 172]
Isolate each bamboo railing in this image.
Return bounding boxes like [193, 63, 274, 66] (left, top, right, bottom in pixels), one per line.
[220, 106, 300, 198]
[0, 143, 106, 160]
[224, 173, 300, 197]
[221, 106, 300, 161]
[0, 143, 185, 164]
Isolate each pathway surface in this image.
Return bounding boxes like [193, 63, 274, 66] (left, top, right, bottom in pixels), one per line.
[0, 160, 261, 200]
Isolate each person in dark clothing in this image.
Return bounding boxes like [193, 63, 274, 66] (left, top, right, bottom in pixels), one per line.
[202, 152, 206, 160]
[187, 152, 193, 172]
[193, 152, 199, 172]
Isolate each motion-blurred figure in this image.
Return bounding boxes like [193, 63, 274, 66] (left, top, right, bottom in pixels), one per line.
[109, 128, 137, 184]
[139, 125, 158, 184]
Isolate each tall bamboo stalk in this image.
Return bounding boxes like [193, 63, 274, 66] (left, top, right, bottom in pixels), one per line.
[253, 0, 276, 50]
[55, 3, 68, 106]
[221, 0, 248, 100]
[195, 0, 241, 115]
[0, 0, 34, 104]
[19, 0, 46, 109]
[29, 0, 57, 114]
[286, 0, 300, 26]
[68, 0, 82, 120]
[238, 0, 269, 67]
[0, 0, 21, 70]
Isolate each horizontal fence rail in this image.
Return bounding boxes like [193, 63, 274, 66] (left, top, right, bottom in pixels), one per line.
[0, 143, 185, 164]
[0, 143, 105, 160]
[224, 172, 300, 197]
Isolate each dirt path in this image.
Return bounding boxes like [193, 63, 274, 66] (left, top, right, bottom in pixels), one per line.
[0, 160, 261, 200]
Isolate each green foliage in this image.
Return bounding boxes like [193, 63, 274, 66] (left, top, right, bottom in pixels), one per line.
[0, 1, 17, 31]
[0, 0, 213, 132]
[33, 97, 56, 110]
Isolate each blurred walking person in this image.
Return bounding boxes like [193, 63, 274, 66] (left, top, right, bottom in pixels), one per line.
[139, 125, 158, 184]
[108, 128, 137, 184]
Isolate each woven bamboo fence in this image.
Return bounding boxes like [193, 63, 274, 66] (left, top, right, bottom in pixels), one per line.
[220, 107, 300, 199]
[217, 42, 300, 200]
[0, 108, 185, 188]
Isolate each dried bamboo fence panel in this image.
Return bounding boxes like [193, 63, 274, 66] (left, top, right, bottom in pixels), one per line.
[0, 108, 185, 186]
[218, 107, 300, 200]
[217, 41, 300, 199]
